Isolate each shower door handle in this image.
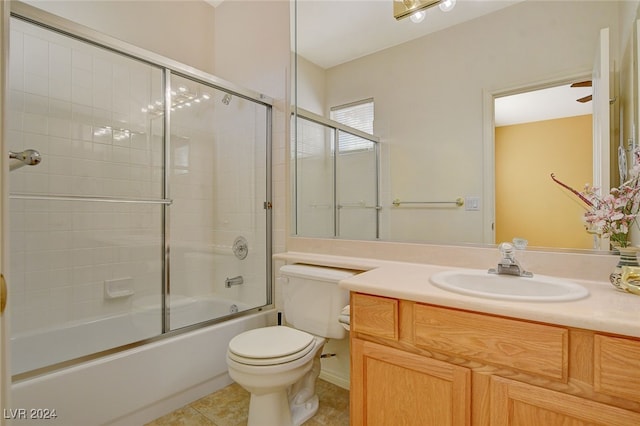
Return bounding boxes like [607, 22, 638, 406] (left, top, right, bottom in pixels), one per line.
[9, 149, 41, 171]
[0, 274, 7, 314]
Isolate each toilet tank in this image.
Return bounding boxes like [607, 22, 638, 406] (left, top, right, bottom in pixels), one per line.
[280, 264, 356, 339]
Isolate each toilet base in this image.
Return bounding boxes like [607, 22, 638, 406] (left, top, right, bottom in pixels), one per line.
[247, 390, 293, 426]
[291, 394, 319, 425]
[288, 346, 323, 425]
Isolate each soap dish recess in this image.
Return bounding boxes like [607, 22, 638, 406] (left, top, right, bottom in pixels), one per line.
[104, 277, 134, 299]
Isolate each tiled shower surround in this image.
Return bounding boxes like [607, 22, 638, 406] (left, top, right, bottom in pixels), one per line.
[8, 18, 165, 335]
[7, 17, 269, 373]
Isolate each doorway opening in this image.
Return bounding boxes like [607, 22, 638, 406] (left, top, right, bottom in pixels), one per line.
[493, 81, 596, 249]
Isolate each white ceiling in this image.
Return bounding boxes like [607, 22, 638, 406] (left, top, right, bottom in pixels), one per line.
[294, 0, 593, 126]
[495, 84, 592, 127]
[296, 0, 523, 69]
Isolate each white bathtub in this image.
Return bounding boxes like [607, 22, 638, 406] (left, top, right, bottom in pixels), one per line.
[11, 295, 254, 375]
[10, 298, 275, 425]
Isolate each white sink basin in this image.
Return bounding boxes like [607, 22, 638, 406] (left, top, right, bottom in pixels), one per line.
[429, 269, 589, 302]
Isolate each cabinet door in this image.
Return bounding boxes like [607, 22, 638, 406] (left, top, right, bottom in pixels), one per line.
[490, 376, 640, 426]
[594, 335, 640, 403]
[351, 338, 471, 426]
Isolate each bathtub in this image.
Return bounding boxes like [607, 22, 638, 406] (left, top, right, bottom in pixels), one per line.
[10, 297, 275, 425]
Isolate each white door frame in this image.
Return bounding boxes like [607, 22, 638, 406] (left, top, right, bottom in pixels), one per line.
[592, 27, 611, 204]
[589, 27, 612, 250]
[482, 70, 595, 246]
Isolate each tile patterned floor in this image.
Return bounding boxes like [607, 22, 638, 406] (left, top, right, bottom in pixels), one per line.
[145, 379, 349, 426]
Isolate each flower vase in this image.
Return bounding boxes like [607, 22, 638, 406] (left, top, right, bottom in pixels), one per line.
[609, 246, 640, 291]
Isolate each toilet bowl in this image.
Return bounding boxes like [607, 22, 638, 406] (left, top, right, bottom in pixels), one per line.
[227, 326, 326, 426]
[225, 264, 356, 426]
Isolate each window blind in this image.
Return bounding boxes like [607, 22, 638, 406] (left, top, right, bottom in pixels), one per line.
[330, 99, 374, 153]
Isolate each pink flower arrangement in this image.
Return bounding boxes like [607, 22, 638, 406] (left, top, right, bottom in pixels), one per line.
[551, 169, 640, 248]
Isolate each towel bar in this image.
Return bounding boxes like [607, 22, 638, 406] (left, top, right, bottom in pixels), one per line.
[392, 197, 464, 207]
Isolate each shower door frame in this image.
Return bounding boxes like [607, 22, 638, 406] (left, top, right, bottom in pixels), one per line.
[5, 1, 274, 380]
[1, 0, 10, 417]
[293, 108, 380, 239]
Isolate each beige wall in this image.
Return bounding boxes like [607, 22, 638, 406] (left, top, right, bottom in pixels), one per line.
[24, 0, 217, 74]
[295, 55, 325, 114]
[495, 115, 594, 249]
[213, 0, 290, 100]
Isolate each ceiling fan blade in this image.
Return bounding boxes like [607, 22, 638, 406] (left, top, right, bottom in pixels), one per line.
[577, 95, 592, 103]
[571, 80, 592, 88]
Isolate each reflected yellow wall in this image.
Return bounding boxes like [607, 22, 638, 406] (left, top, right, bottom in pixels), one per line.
[495, 115, 593, 249]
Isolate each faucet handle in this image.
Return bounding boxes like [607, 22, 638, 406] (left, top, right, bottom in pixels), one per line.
[498, 242, 515, 260]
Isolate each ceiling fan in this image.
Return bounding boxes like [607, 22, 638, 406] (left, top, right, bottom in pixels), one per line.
[571, 80, 592, 103]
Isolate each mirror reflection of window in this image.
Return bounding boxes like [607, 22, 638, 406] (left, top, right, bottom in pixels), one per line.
[331, 99, 375, 155]
[330, 99, 374, 135]
[331, 99, 379, 240]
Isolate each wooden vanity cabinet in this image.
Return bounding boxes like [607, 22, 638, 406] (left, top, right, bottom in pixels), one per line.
[351, 338, 471, 426]
[350, 292, 640, 426]
[490, 376, 640, 426]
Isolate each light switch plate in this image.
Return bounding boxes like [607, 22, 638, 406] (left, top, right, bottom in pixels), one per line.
[465, 196, 480, 211]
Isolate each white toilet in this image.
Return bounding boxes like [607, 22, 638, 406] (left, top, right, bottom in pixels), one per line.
[226, 264, 354, 426]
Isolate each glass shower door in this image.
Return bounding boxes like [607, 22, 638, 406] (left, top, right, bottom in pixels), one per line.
[294, 116, 335, 237]
[7, 17, 165, 375]
[167, 73, 269, 330]
[336, 131, 378, 240]
[293, 112, 379, 239]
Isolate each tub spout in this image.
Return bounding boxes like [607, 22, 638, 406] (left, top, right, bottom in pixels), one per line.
[225, 275, 244, 288]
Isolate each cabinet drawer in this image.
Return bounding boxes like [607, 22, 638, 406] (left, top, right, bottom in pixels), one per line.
[594, 335, 640, 403]
[413, 304, 568, 381]
[351, 293, 398, 340]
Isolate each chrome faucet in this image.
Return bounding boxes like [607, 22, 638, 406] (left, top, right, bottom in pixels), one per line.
[488, 242, 533, 277]
[225, 275, 244, 288]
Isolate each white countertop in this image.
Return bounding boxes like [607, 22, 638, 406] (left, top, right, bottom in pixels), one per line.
[275, 252, 640, 338]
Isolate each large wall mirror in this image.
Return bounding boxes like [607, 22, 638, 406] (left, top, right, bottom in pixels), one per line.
[292, 0, 640, 251]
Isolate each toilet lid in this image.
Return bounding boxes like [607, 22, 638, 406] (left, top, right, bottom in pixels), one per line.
[228, 326, 315, 361]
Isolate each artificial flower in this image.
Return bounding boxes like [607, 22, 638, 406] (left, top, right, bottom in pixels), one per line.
[551, 166, 640, 247]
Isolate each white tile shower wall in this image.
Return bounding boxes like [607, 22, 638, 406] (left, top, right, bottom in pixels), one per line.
[272, 101, 287, 255]
[8, 19, 164, 334]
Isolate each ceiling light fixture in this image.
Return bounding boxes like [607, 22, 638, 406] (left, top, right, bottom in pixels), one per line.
[439, 0, 456, 12]
[394, 0, 455, 23]
[409, 10, 426, 23]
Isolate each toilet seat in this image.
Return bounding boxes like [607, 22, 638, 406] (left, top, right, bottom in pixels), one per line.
[228, 326, 317, 366]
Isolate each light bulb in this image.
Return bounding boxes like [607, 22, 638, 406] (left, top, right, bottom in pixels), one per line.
[409, 10, 426, 23]
[439, 0, 456, 12]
